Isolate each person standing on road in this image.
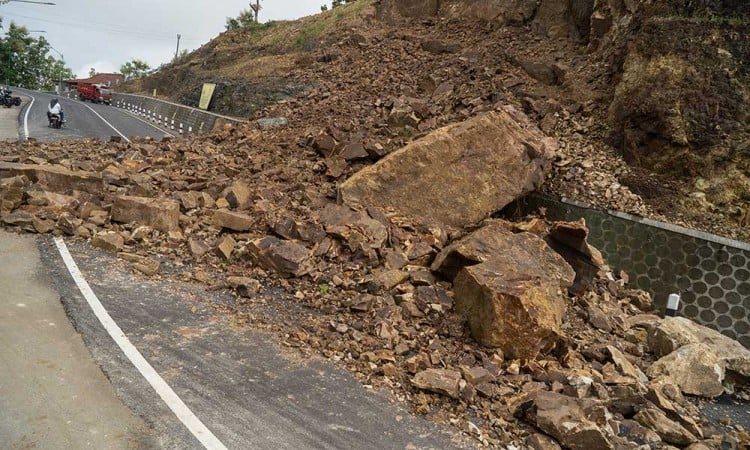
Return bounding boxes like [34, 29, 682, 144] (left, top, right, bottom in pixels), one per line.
[47, 98, 64, 123]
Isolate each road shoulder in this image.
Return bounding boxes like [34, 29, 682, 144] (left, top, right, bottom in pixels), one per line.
[0, 230, 156, 449]
[0, 96, 25, 142]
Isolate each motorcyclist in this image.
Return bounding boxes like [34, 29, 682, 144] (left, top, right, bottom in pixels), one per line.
[47, 98, 64, 124]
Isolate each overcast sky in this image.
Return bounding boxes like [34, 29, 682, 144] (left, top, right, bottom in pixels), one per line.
[0, 0, 322, 78]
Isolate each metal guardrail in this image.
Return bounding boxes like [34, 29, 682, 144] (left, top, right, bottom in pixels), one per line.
[110, 92, 246, 135]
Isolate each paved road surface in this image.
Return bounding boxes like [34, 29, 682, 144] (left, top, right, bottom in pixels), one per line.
[13, 88, 172, 142]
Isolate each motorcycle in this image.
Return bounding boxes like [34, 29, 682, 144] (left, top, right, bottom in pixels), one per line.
[48, 113, 62, 129]
[0, 89, 21, 108]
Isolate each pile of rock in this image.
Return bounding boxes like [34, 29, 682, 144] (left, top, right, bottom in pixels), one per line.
[1, 109, 748, 448]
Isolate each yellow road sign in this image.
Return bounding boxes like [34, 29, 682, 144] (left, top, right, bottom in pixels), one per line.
[198, 83, 216, 110]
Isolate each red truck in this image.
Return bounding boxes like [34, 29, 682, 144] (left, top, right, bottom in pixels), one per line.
[78, 83, 112, 105]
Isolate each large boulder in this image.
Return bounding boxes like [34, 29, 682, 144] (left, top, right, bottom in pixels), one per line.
[648, 317, 750, 377]
[340, 107, 554, 229]
[525, 392, 615, 450]
[111, 195, 181, 232]
[646, 317, 750, 395]
[439, 223, 575, 358]
[646, 343, 725, 398]
[0, 162, 102, 194]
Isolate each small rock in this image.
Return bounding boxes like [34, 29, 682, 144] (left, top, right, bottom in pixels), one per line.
[215, 235, 236, 260]
[213, 209, 255, 232]
[227, 277, 261, 297]
[91, 232, 125, 253]
[412, 369, 462, 398]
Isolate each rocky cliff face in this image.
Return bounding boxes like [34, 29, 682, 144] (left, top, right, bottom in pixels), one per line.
[387, 0, 750, 220]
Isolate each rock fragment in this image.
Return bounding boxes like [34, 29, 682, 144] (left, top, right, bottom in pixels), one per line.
[111, 196, 180, 232]
[412, 369, 461, 398]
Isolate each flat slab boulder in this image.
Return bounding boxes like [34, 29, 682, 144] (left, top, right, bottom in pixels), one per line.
[340, 107, 554, 229]
[111, 195, 180, 232]
[0, 162, 102, 194]
[442, 223, 575, 358]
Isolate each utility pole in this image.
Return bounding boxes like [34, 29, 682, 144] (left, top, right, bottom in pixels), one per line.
[249, 0, 261, 23]
[174, 34, 181, 62]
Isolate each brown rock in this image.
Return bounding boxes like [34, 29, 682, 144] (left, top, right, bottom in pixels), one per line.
[223, 182, 252, 209]
[606, 346, 648, 383]
[111, 196, 180, 232]
[368, 269, 409, 293]
[319, 204, 388, 251]
[431, 221, 512, 281]
[528, 392, 614, 450]
[646, 343, 725, 398]
[247, 236, 312, 278]
[133, 259, 160, 276]
[0, 175, 25, 213]
[648, 317, 750, 380]
[617, 419, 662, 447]
[189, 239, 211, 258]
[340, 108, 554, 229]
[0, 162, 102, 194]
[176, 191, 201, 210]
[56, 213, 82, 235]
[312, 133, 338, 158]
[526, 433, 562, 450]
[91, 232, 125, 253]
[227, 277, 261, 297]
[635, 408, 697, 446]
[461, 366, 494, 385]
[213, 209, 255, 232]
[412, 369, 461, 398]
[520, 60, 566, 86]
[340, 142, 369, 161]
[587, 306, 612, 332]
[215, 235, 236, 260]
[547, 220, 606, 292]
[436, 225, 574, 359]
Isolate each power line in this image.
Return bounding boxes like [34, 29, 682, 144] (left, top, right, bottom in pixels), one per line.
[1, 11, 205, 42]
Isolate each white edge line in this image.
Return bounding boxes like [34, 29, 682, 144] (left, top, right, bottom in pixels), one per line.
[118, 107, 176, 137]
[53, 237, 228, 450]
[73, 100, 131, 143]
[23, 93, 35, 140]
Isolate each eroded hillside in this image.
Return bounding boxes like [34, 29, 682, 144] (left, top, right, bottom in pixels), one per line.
[124, 0, 750, 241]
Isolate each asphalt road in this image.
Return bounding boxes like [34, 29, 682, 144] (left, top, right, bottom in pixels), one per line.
[13, 88, 172, 142]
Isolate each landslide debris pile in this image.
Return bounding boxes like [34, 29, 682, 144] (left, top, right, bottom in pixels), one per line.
[2, 111, 749, 448]
[137, 0, 750, 240]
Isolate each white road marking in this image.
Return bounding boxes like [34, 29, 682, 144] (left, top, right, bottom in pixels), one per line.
[53, 237, 228, 450]
[119, 108, 175, 137]
[74, 101, 132, 143]
[22, 94, 35, 140]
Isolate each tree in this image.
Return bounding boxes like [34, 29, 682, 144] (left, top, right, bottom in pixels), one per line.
[0, 22, 73, 90]
[120, 59, 151, 80]
[225, 9, 257, 31]
[88, 67, 97, 78]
